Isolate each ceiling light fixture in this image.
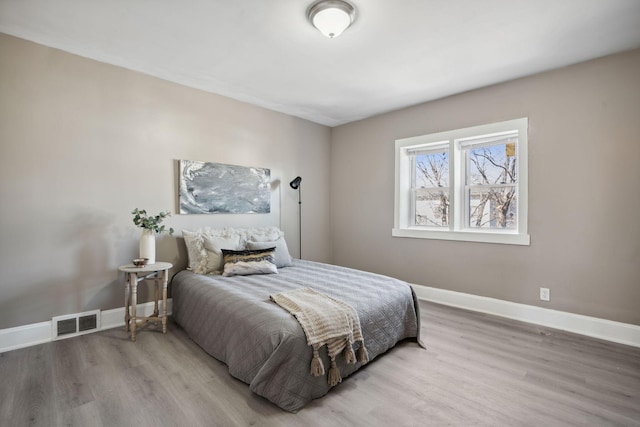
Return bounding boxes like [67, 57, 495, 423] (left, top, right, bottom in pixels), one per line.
[307, 0, 356, 39]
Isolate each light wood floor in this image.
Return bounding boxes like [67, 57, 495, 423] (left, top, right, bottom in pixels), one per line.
[1, 301, 639, 427]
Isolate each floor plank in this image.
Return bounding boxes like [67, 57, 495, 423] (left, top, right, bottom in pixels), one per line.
[1, 301, 639, 426]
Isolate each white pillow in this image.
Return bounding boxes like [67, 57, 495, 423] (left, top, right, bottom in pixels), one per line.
[202, 234, 242, 273]
[182, 230, 207, 273]
[182, 230, 243, 274]
[247, 236, 293, 268]
[247, 228, 282, 243]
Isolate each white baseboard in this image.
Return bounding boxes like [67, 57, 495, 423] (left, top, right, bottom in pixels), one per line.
[412, 284, 640, 348]
[0, 299, 173, 353]
[0, 321, 52, 353]
[5, 290, 638, 351]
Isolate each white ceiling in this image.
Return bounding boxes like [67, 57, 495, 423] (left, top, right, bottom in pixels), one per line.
[1, 0, 640, 127]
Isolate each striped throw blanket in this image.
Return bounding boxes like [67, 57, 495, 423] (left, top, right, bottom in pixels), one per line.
[270, 287, 369, 386]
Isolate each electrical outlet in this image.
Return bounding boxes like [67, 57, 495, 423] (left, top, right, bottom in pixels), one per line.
[540, 287, 550, 301]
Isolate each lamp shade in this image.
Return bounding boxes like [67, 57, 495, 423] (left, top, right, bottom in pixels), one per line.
[289, 176, 302, 189]
[308, 0, 355, 38]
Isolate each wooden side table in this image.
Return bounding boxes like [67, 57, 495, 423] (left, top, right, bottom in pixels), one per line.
[118, 262, 172, 342]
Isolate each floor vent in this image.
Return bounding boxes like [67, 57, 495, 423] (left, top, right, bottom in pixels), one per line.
[52, 310, 101, 340]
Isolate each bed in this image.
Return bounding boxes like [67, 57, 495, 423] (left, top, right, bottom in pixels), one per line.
[172, 228, 422, 412]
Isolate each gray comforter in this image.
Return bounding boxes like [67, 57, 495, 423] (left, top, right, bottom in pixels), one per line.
[171, 259, 422, 412]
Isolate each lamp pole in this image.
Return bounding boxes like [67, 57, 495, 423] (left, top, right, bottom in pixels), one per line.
[297, 186, 302, 259]
[289, 176, 302, 259]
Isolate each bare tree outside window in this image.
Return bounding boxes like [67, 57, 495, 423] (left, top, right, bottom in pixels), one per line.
[467, 141, 517, 229]
[415, 150, 449, 226]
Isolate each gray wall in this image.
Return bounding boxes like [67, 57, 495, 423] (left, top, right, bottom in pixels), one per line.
[0, 34, 332, 329]
[2, 32, 639, 332]
[330, 49, 640, 326]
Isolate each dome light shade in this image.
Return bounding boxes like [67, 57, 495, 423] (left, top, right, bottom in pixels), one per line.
[308, 0, 356, 38]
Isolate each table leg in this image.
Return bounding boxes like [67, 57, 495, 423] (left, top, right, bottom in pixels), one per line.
[130, 272, 138, 342]
[153, 274, 159, 319]
[124, 273, 131, 332]
[162, 269, 168, 334]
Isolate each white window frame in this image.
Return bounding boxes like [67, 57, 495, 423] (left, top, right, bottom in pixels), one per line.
[393, 118, 530, 245]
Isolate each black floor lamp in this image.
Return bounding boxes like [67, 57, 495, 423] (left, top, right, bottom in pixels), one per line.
[289, 176, 302, 259]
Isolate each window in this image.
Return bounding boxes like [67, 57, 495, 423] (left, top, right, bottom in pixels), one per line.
[394, 118, 530, 245]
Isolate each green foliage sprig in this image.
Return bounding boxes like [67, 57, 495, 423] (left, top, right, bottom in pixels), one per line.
[132, 208, 174, 235]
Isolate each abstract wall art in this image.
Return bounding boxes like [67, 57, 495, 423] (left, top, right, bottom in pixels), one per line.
[179, 160, 271, 214]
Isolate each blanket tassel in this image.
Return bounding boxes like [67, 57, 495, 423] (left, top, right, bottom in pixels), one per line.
[328, 359, 342, 387]
[310, 345, 325, 376]
[358, 342, 369, 364]
[344, 339, 356, 364]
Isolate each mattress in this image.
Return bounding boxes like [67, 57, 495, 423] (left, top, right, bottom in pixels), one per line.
[171, 259, 422, 412]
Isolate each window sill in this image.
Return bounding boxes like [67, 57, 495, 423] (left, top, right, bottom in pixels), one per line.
[392, 227, 530, 246]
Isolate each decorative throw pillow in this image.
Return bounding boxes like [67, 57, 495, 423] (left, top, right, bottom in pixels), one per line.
[246, 236, 293, 268]
[182, 229, 207, 273]
[203, 234, 243, 274]
[221, 248, 278, 277]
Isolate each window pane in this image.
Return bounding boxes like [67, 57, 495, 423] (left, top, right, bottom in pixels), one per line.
[467, 141, 517, 186]
[416, 150, 449, 188]
[468, 187, 517, 229]
[415, 191, 449, 227]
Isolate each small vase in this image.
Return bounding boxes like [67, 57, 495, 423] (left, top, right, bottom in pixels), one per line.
[139, 229, 156, 264]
